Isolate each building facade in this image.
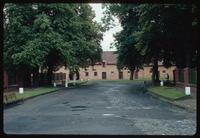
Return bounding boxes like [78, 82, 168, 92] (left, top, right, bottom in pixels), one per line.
[54, 51, 176, 81]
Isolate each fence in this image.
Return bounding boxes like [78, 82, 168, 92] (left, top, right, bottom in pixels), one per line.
[3, 71, 8, 89]
[174, 68, 197, 87]
[178, 69, 184, 83]
[3, 71, 18, 89]
[189, 68, 197, 84]
[3, 71, 68, 88]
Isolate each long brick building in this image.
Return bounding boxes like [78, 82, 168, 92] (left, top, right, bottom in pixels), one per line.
[54, 51, 175, 81]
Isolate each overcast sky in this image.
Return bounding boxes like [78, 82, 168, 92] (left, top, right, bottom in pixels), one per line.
[90, 3, 122, 51]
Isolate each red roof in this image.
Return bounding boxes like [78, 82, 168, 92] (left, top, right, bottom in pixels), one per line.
[96, 51, 164, 66]
[101, 51, 117, 64]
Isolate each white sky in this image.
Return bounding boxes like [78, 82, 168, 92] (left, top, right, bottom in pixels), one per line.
[90, 3, 122, 51]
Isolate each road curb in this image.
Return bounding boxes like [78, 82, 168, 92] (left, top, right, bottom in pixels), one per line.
[147, 91, 195, 113]
[3, 82, 89, 108]
[3, 88, 64, 108]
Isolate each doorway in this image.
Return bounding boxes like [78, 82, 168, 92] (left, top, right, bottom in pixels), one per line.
[119, 71, 123, 79]
[102, 72, 107, 80]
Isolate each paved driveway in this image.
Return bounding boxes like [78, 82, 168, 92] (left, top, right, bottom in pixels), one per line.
[3, 81, 196, 135]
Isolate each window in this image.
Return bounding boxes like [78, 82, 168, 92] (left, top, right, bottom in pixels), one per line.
[94, 72, 97, 76]
[85, 72, 89, 76]
[162, 70, 166, 73]
[111, 71, 114, 74]
[85, 68, 88, 71]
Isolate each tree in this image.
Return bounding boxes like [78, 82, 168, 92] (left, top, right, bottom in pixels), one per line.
[103, 4, 143, 80]
[4, 3, 103, 87]
[134, 4, 197, 70]
[103, 4, 198, 83]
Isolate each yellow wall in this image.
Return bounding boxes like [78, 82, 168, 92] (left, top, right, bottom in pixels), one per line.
[54, 64, 175, 80]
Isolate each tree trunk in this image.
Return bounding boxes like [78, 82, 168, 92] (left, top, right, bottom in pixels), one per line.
[39, 67, 44, 86]
[47, 65, 53, 85]
[17, 70, 24, 87]
[33, 67, 39, 87]
[69, 71, 74, 80]
[185, 48, 191, 68]
[76, 71, 80, 80]
[23, 71, 31, 87]
[130, 70, 134, 80]
[152, 57, 160, 84]
[17, 65, 31, 87]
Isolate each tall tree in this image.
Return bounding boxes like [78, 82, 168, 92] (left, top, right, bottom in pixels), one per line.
[4, 3, 103, 87]
[103, 4, 143, 80]
[103, 4, 198, 83]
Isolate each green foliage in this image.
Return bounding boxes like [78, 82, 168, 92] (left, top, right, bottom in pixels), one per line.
[4, 3, 103, 86]
[103, 4, 143, 78]
[134, 4, 197, 68]
[148, 86, 187, 100]
[103, 4, 198, 82]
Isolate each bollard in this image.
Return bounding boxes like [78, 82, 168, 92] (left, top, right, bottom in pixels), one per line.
[185, 87, 191, 95]
[65, 81, 68, 87]
[19, 87, 24, 94]
[160, 81, 164, 86]
[53, 82, 56, 87]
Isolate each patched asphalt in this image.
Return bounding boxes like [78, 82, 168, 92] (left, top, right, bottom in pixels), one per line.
[3, 81, 196, 135]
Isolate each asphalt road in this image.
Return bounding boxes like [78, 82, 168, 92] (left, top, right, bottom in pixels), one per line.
[3, 81, 196, 135]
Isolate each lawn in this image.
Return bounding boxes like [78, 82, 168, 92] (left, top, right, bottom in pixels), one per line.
[3, 87, 63, 104]
[148, 86, 189, 100]
[4, 80, 88, 104]
[15, 87, 63, 100]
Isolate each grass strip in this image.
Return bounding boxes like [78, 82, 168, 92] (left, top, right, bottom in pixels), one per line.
[4, 81, 88, 104]
[4, 87, 62, 104]
[148, 86, 189, 100]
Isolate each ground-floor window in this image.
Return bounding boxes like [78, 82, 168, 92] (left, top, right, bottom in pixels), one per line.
[94, 72, 97, 76]
[85, 72, 89, 76]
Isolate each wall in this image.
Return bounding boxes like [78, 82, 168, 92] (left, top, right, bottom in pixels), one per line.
[138, 66, 176, 80]
[55, 64, 176, 81]
[4, 71, 8, 89]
